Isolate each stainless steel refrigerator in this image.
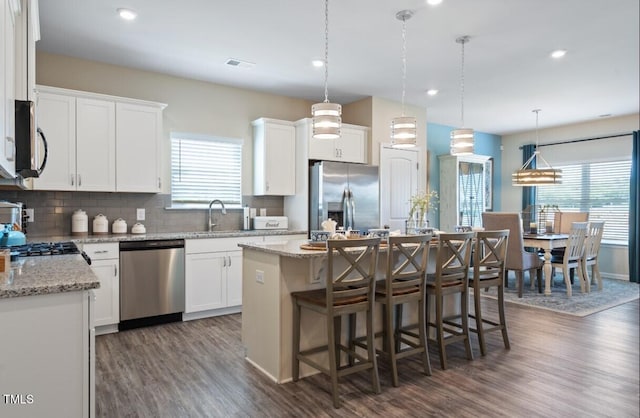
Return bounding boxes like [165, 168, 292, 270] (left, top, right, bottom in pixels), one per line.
[310, 161, 380, 233]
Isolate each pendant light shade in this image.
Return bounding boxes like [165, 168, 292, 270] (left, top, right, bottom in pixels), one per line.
[450, 36, 474, 155]
[312, 0, 341, 139]
[512, 110, 563, 186]
[391, 10, 416, 148]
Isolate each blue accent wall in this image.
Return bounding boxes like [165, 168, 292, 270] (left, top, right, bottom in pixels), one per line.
[426, 123, 503, 219]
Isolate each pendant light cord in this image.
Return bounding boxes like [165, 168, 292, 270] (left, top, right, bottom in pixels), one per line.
[459, 37, 467, 128]
[400, 16, 407, 116]
[323, 0, 330, 103]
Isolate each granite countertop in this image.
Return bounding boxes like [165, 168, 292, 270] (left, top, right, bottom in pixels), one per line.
[28, 229, 307, 244]
[0, 254, 100, 299]
[238, 238, 393, 259]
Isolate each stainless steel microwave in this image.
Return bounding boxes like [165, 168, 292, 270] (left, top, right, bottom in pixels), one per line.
[15, 100, 47, 178]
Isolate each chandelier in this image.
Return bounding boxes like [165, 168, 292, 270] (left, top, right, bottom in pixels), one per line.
[512, 109, 563, 186]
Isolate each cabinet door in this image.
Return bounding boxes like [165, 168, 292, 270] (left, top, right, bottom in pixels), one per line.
[336, 127, 366, 163]
[116, 102, 161, 192]
[226, 251, 242, 307]
[254, 120, 295, 195]
[33, 93, 76, 190]
[0, 0, 16, 178]
[185, 252, 226, 313]
[308, 136, 336, 161]
[90, 258, 119, 327]
[76, 97, 116, 191]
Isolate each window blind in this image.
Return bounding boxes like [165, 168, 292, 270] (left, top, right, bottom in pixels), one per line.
[537, 160, 631, 242]
[170, 134, 242, 206]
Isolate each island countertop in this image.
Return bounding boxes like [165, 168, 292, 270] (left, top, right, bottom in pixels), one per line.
[0, 255, 100, 299]
[238, 239, 328, 258]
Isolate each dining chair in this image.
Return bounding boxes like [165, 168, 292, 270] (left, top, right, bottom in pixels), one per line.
[550, 222, 588, 297]
[581, 221, 605, 291]
[291, 237, 381, 408]
[552, 212, 589, 283]
[373, 233, 432, 387]
[425, 232, 474, 370]
[469, 229, 510, 356]
[481, 212, 543, 297]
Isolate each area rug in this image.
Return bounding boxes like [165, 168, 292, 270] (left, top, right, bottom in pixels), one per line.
[476, 275, 639, 317]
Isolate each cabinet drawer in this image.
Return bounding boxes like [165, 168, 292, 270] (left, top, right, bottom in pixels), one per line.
[82, 242, 119, 260]
[186, 236, 262, 254]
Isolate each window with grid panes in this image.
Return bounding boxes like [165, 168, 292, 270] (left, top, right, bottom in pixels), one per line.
[170, 133, 243, 208]
[536, 160, 631, 243]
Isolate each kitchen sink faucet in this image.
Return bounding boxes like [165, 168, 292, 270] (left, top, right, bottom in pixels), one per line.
[208, 199, 227, 231]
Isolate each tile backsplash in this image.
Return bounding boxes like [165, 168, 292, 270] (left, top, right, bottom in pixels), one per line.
[0, 191, 284, 238]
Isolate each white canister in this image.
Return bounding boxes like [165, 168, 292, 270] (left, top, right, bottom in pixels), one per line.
[131, 223, 146, 234]
[112, 218, 127, 234]
[71, 209, 88, 236]
[93, 214, 109, 235]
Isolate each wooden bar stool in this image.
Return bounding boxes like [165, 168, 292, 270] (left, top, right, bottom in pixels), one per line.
[425, 232, 474, 370]
[291, 237, 381, 408]
[374, 234, 432, 387]
[469, 230, 510, 356]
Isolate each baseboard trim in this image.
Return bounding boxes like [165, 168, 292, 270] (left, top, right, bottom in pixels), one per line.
[182, 306, 242, 321]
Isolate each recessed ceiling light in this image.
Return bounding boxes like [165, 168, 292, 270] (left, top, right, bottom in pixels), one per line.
[117, 8, 137, 21]
[550, 49, 567, 59]
[427, 0, 443, 5]
[426, 89, 439, 96]
[311, 60, 324, 68]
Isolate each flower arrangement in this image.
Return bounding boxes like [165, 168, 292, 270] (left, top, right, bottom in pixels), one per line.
[408, 190, 439, 219]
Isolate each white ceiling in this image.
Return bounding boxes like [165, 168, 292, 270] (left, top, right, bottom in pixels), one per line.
[37, 0, 639, 135]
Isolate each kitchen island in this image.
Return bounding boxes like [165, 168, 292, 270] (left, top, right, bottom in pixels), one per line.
[0, 255, 99, 418]
[239, 238, 457, 384]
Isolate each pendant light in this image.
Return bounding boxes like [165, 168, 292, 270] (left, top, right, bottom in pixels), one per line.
[450, 36, 474, 155]
[311, 0, 341, 139]
[512, 109, 563, 186]
[390, 10, 417, 148]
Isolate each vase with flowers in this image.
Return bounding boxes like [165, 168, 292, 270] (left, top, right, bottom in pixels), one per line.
[407, 190, 439, 234]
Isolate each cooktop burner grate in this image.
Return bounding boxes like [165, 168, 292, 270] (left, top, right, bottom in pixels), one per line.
[6, 241, 81, 257]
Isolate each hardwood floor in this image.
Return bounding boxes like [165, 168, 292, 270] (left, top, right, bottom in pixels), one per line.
[96, 298, 640, 417]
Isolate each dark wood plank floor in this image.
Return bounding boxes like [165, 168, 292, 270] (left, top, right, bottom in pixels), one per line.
[96, 298, 640, 417]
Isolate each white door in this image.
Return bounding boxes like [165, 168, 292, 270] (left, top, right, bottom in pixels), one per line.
[380, 146, 419, 232]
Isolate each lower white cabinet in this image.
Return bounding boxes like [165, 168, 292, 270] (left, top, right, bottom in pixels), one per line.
[0, 291, 93, 418]
[185, 237, 253, 316]
[82, 242, 119, 333]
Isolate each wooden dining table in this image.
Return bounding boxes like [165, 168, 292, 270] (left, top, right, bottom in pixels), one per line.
[522, 233, 569, 295]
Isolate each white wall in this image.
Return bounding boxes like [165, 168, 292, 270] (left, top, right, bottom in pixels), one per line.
[501, 113, 639, 279]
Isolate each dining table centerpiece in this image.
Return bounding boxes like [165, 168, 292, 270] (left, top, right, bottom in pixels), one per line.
[407, 190, 439, 234]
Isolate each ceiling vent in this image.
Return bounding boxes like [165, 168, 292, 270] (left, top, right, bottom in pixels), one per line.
[225, 58, 255, 69]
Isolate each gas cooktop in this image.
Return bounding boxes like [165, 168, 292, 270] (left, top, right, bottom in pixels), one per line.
[6, 241, 80, 257]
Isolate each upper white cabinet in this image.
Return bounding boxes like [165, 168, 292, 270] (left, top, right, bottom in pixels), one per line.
[33, 86, 165, 192]
[438, 153, 490, 232]
[116, 102, 162, 192]
[305, 120, 368, 164]
[252, 118, 295, 196]
[0, 0, 19, 179]
[34, 91, 116, 191]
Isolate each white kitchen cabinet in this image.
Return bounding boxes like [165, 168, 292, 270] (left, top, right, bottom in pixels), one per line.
[33, 91, 76, 190]
[82, 242, 119, 333]
[184, 237, 252, 318]
[439, 153, 490, 232]
[116, 102, 162, 192]
[33, 86, 165, 193]
[0, 290, 93, 418]
[0, 0, 19, 179]
[252, 118, 295, 195]
[34, 91, 115, 191]
[305, 119, 368, 163]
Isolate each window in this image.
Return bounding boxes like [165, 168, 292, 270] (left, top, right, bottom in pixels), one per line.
[170, 133, 242, 208]
[537, 160, 631, 243]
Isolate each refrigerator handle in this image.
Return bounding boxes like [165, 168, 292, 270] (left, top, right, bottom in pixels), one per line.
[347, 188, 355, 230]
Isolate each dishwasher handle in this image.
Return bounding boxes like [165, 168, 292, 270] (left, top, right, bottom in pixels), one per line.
[119, 239, 185, 251]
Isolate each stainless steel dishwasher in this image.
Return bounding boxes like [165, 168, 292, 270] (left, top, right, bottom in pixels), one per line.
[119, 239, 185, 330]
